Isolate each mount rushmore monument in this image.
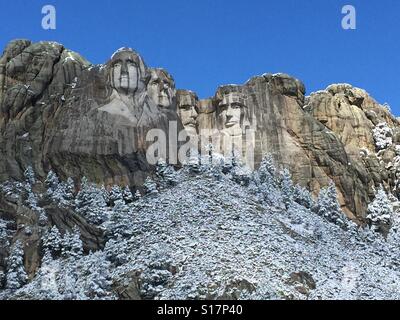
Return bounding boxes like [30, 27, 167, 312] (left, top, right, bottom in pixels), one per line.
[1, 39, 400, 221]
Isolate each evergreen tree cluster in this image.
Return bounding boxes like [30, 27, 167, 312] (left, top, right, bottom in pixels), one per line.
[2, 155, 400, 300]
[366, 186, 393, 236]
[43, 225, 83, 258]
[313, 181, 347, 228]
[6, 241, 28, 290]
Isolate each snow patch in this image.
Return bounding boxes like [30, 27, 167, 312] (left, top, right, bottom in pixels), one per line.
[373, 122, 393, 151]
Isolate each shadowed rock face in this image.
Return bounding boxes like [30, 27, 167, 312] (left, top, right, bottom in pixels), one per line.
[1, 40, 399, 219]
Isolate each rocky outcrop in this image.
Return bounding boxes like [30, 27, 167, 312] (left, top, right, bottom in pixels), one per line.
[306, 84, 400, 199]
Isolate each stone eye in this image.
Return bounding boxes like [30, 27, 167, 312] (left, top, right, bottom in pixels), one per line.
[127, 60, 136, 66]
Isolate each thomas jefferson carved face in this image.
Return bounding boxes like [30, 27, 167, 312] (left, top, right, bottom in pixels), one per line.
[147, 69, 175, 108]
[218, 92, 248, 133]
[177, 91, 199, 131]
[108, 49, 146, 95]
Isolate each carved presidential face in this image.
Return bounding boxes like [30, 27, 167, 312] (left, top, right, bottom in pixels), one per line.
[147, 69, 175, 108]
[179, 103, 199, 129]
[108, 49, 146, 95]
[218, 93, 248, 133]
[177, 91, 199, 130]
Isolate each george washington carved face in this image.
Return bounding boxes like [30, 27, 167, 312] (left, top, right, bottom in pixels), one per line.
[176, 90, 199, 133]
[108, 48, 147, 95]
[147, 68, 176, 108]
[97, 48, 150, 124]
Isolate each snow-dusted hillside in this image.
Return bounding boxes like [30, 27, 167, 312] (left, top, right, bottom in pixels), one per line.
[1, 156, 400, 300]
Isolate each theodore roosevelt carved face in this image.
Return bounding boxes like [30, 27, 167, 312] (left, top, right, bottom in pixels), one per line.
[176, 90, 199, 134]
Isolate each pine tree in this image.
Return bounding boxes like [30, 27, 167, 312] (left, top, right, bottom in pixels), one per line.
[366, 186, 393, 235]
[206, 143, 214, 164]
[209, 164, 223, 181]
[44, 172, 76, 208]
[293, 185, 313, 209]
[62, 226, 83, 258]
[280, 169, 294, 209]
[222, 155, 234, 174]
[134, 190, 142, 201]
[25, 182, 48, 226]
[24, 166, 36, 186]
[43, 226, 63, 257]
[231, 165, 251, 186]
[0, 219, 10, 248]
[228, 152, 251, 186]
[83, 251, 112, 299]
[156, 158, 169, 177]
[108, 200, 133, 239]
[187, 150, 201, 174]
[122, 186, 134, 203]
[100, 185, 110, 205]
[143, 177, 158, 195]
[6, 240, 28, 290]
[45, 171, 60, 196]
[75, 178, 108, 224]
[61, 263, 85, 300]
[156, 158, 178, 187]
[109, 185, 123, 205]
[0, 270, 5, 289]
[250, 155, 282, 206]
[257, 154, 278, 187]
[103, 238, 129, 266]
[314, 181, 346, 227]
[34, 251, 62, 299]
[38, 210, 48, 227]
[64, 178, 75, 201]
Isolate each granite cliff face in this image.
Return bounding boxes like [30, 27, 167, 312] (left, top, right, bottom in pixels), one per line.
[0, 40, 183, 189]
[193, 75, 369, 219]
[306, 84, 400, 201]
[1, 39, 399, 220]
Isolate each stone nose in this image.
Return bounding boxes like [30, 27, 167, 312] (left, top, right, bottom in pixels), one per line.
[120, 62, 128, 75]
[226, 105, 234, 117]
[190, 107, 198, 119]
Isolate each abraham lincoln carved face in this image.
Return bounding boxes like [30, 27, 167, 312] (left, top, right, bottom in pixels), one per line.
[217, 92, 249, 135]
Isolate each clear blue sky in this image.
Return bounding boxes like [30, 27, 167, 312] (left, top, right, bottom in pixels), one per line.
[1, 0, 399, 114]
